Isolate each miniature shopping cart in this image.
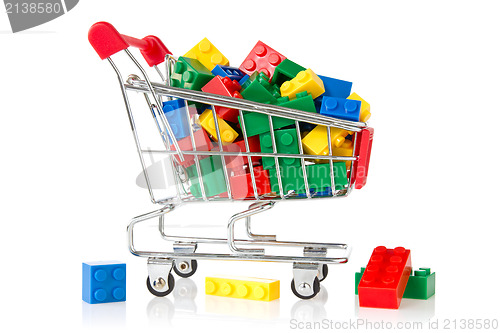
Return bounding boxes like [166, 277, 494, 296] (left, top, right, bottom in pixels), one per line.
[89, 22, 374, 299]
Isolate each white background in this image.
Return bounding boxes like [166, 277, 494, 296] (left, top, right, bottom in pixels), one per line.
[1, 0, 499, 332]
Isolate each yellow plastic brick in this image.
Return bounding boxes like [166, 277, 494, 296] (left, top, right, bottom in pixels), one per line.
[348, 92, 371, 122]
[199, 109, 238, 143]
[205, 276, 280, 301]
[184, 38, 229, 70]
[302, 125, 350, 158]
[313, 139, 354, 168]
[280, 69, 325, 99]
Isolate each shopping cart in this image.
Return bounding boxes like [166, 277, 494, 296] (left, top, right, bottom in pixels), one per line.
[89, 22, 374, 299]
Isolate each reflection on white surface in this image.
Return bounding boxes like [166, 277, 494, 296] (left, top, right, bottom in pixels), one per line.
[147, 297, 175, 325]
[205, 296, 280, 319]
[82, 301, 126, 327]
[290, 287, 328, 322]
[355, 295, 436, 322]
[173, 278, 198, 313]
[147, 278, 197, 325]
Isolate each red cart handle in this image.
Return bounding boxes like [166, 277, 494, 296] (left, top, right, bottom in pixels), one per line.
[88, 21, 171, 67]
[351, 127, 374, 190]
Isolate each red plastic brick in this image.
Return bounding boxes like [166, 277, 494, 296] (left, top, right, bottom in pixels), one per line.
[229, 166, 271, 199]
[239, 41, 286, 80]
[170, 130, 213, 167]
[358, 246, 412, 309]
[223, 136, 261, 171]
[201, 76, 243, 122]
[350, 127, 374, 189]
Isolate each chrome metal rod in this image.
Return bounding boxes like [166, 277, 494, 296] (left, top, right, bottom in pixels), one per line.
[125, 80, 366, 132]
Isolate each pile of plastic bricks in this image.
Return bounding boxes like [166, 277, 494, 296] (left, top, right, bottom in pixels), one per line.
[163, 38, 371, 200]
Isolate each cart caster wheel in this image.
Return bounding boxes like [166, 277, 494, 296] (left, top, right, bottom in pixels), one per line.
[318, 264, 328, 282]
[291, 277, 320, 300]
[173, 260, 197, 278]
[147, 273, 175, 297]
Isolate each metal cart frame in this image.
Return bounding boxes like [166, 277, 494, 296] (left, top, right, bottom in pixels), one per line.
[89, 22, 374, 299]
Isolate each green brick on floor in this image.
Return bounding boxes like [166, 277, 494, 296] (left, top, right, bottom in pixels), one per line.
[239, 91, 317, 138]
[260, 128, 301, 170]
[404, 268, 436, 300]
[269, 163, 348, 196]
[186, 156, 227, 198]
[271, 59, 306, 87]
[355, 267, 436, 300]
[170, 56, 214, 91]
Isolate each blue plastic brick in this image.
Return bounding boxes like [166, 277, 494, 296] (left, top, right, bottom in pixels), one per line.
[238, 74, 250, 86]
[318, 75, 352, 99]
[211, 65, 246, 81]
[320, 96, 362, 122]
[82, 261, 126, 304]
[162, 99, 191, 141]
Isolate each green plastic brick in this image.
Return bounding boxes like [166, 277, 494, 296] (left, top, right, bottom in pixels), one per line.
[260, 128, 300, 169]
[404, 268, 436, 300]
[170, 56, 214, 91]
[240, 71, 281, 104]
[308, 162, 348, 190]
[239, 91, 317, 138]
[269, 163, 348, 196]
[186, 156, 227, 198]
[271, 59, 306, 86]
[355, 267, 436, 300]
[276, 91, 316, 113]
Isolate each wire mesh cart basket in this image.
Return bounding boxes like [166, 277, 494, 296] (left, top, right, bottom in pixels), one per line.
[89, 22, 374, 299]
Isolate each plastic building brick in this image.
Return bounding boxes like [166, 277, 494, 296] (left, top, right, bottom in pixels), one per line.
[302, 125, 351, 157]
[162, 99, 191, 141]
[223, 136, 261, 171]
[312, 139, 353, 169]
[229, 166, 272, 199]
[211, 65, 246, 81]
[206, 276, 280, 301]
[280, 69, 325, 99]
[276, 91, 317, 113]
[271, 59, 306, 87]
[358, 246, 412, 309]
[351, 127, 374, 189]
[404, 268, 436, 300]
[318, 74, 352, 99]
[199, 109, 239, 143]
[355, 267, 435, 300]
[186, 156, 228, 198]
[240, 72, 281, 104]
[202, 76, 243, 122]
[269, 163, 348, 195]
[260, 128, 300, 170]
[82, 261, 126, 304]
[348, 92, 371, 122]
[170, 129, 213, 167]
[307, 162, 348, 191]
[239, 91, 316, 138]
[239, 74, 250, 86]
[183, 37, 229, 70]
[239, 41, 286, 79]
[320, 96, 362, 122]
[170, 56, 214, 91]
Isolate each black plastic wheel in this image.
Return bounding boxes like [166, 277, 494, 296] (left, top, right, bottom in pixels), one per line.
[147, 273, 175, 297]
[173, 260, 198, 278]
[319, 264, 328, 282]
[291, 277, 320, 300]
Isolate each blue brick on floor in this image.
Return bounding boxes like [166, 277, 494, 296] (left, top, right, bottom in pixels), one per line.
[82, 261, 126, 304]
